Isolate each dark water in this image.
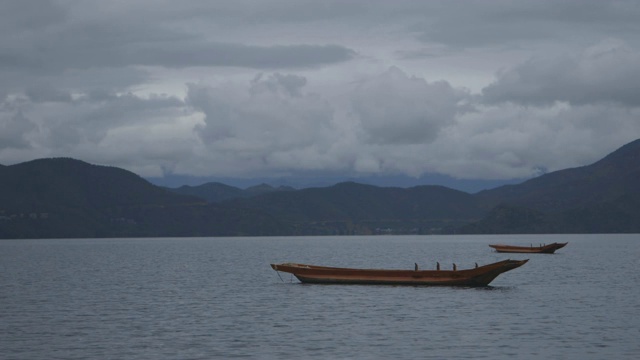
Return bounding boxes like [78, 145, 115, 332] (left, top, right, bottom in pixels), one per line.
[1, 234, 639, 359]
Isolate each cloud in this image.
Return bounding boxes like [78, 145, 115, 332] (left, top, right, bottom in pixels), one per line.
[0, 111, 36, 149]
[2, 1, 640, 187]
[3, 30, 355, 73]
[0, 2, 355, 75]
[0, 89, 192, 174]
[482, 39, 640, 107]
[350, 67, 469, 145]
[139, 43, 356, 69]
[0, 0, 65, 33]
[25, 86, 73, 103]
[183, 68, 476, 179]
[250, 73, 307, 97]
[410, 1, 640, 49]
[187, 73, 338, 176]
[4, 63, 638, 183]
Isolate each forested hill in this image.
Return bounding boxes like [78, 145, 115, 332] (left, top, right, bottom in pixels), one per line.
[475, 139, 640, 212]
[169, 182, 295, 202]
[0, 158, 199, 211]
[464, 139, 640, 233]
[0, 158, 288, 238]
[220, 182, 484, 235]
[1, 139, 639, 238]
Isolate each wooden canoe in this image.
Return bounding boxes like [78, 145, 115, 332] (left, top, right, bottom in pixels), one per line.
[270, 259, 528, 287]
[489, 242, 568, 254]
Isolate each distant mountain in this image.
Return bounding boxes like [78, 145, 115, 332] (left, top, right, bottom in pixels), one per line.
[1, 138, 639, 238]
[222, 182, 484, 235]
[168, 182, 244, 202]
[0, 158, 198, 211]
[475, 139, 640, 212]
[217, 139, 640, 234]
[463, 139, 640, 233]
[0, 158, 288, 238]
[244, 183, 296, 197]
[167, 182, 295, 203]
[147, 172, 523, 194]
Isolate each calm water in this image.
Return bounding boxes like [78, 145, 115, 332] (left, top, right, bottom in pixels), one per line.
[1, 234, 639, 359]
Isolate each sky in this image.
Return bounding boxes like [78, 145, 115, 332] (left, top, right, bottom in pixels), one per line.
[2, 0, 640, 191]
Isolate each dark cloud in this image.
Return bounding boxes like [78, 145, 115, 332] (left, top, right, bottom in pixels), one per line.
[410, 1, 640, 49]
[0, 8, 355, 75]
[250, 73, 307, 97]
[0, 111, 36, 149]
[0, 0, 66, 32]
[1, 1, 640, 185]
[188, 74, 335, 167]
[351, 67, 468, 145]
[25, 86, 72, 103]
[137, 43, 355, 69]
[482, 39, 640, 106]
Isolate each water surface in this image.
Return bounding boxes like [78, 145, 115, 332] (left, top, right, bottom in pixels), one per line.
[1, 234, 639, 359]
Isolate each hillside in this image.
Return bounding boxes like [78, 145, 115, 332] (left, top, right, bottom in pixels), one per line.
[216, 139, 640, 234]
[168, 182, 295, 202]
[475, 139, 640, 212]
[1, 138, 639, 238]
[0, 158, 288, 238]
[223, 182, 483, 234]
[464, 139, 640, 233]
[0, 158, 200, 211]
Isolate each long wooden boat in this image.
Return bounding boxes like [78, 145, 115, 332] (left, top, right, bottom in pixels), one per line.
[270, 259, 528, 287]
[489, 242, 568, 254]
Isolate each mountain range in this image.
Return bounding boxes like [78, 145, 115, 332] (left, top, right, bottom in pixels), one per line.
[1, 139, 639, 238]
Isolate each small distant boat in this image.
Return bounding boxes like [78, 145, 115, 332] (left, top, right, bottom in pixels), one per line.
[489, 242, 568, 254]
[270, 259, 528, 287]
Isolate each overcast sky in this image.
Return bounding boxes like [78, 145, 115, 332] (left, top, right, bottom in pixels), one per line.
[2, 0, 640, 189]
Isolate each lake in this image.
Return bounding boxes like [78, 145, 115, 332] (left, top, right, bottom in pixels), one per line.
[1, 234, 639, 359]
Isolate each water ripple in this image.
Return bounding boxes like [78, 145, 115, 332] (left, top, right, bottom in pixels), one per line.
[1, 235, 640, 359]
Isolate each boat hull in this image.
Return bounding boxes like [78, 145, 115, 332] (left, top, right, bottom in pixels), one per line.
[489, 242, 567, 254]
[271, 259, 528, 287]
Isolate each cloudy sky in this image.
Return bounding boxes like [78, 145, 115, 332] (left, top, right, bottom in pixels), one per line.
[2, 0, 640, 191]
